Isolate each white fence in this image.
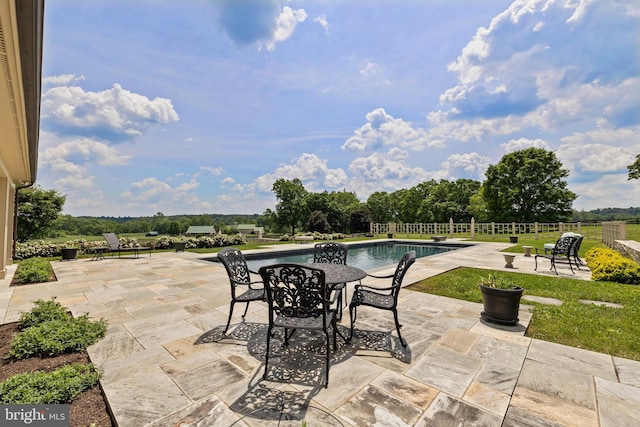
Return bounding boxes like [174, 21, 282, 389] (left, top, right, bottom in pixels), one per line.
[370, 220, 620, 241]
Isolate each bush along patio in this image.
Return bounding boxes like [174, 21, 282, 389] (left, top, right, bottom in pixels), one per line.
[0, 298, 111, 425]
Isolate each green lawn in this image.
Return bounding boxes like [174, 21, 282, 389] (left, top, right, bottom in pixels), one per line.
[407, 267, 640, 361]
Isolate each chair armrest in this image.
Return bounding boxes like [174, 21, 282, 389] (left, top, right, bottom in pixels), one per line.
[365, 272, 394, 279]
[355, 283, 395, 292]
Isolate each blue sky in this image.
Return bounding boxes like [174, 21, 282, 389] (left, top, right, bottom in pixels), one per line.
[39, 0, 640, 217]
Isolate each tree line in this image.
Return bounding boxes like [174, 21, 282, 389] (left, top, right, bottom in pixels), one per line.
[17, 148, 640, 241]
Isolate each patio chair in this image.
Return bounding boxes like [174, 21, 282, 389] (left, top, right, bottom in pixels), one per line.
[535, 235, 579, 274]
[217, 247, 266, 334]
[313, 242, 348, 320]
[259, 263, 339, 388]
[348, 250, 416, 347]
[543, 232, 584, 266]
[102, 233, 151, 258]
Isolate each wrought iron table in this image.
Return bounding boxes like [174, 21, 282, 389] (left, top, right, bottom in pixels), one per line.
[299, 262, 367, 285]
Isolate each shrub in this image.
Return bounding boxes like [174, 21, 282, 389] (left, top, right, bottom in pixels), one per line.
[7, 315, 107, 360]
[13, 257, 54, 284]
[18, 298, 69, 330]
[0, 363, 101, 404]
[585, 247, 640, 284]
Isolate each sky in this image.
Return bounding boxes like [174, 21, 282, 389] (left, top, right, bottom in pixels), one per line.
[38, 0, 640, 217]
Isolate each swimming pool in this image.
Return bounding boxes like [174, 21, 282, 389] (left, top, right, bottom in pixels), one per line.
[209, 241, 470, 271]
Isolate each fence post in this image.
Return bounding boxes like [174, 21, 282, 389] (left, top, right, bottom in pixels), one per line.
[534, 222, 539, 240]
[449, 218, 454, 237]
[471, 217, 475, 239]
[491, 222, 495, 240]
[512, 222, 516, 236]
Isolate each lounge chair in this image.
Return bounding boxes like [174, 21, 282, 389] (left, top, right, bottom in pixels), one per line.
[102, 233, 151, 258]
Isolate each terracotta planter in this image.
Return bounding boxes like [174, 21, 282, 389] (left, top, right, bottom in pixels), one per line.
[61, 248, 78, 261]
[479, 284, 524, 326]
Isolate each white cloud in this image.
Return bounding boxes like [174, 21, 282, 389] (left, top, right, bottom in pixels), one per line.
[42, 74, 85, 86]
[342, 108, 442, 152]
[41, 81, 179, 141]
[441, 152, 492, 178]
[427, 0, 640, 144]
[359, 62, 390, 86]
[249, 153, 347, 193]
[572, 174, 640, 210]
[120, 176, 213, 213]
[200, 166, 224, 175]
[261, 6, 307, 51]
[314, 15, 329, 32]
[501, 137, 549, 152]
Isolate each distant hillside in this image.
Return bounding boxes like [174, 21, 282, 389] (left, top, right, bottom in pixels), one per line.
[572, 207, 640, 222]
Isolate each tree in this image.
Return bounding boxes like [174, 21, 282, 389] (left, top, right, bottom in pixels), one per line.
[349, 208, 371, 233]
[305, 210, 331, 233]
[628, 154, 640, 180]
[482, 147, 577, 222]
[366, 192, 392, 223]
[17, 185, 66, 241]
[272, 178, 308, 235]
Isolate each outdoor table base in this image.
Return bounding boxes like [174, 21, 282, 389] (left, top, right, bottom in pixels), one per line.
[89, 247, 109, 261]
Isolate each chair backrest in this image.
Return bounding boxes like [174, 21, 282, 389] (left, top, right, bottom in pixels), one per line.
[390, 250, 417, 297]
[570, 235, 584, 257]
[552, 236, 578, 255]
[259, 264, 327, 319]
[313, 242, 348, 265]
[102, 233, 121, 250]
[217, 248, 252, 297]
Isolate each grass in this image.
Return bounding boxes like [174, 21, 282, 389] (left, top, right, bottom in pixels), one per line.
[407, 267, 640, 361]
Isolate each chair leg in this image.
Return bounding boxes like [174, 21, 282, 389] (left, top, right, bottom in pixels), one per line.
[223, 301, 235, 334]
[263, 325, 271, 380]
[392, 309, 407, 347]
[324, 329, 330, 388]
[348, 303, 357, 342]
[242, 301, 250, 318]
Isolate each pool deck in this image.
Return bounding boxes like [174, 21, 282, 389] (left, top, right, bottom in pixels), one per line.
[2, 239, 640, 426]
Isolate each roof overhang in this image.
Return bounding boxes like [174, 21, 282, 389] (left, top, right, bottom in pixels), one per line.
[0, 0, 44, 185]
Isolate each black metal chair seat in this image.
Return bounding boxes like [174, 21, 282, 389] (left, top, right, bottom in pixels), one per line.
[236, 288, 265, 302]
[351, 289, 395, 309]
[274, 312, 335, 330]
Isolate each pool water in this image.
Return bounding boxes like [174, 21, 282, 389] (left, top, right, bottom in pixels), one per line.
[238, 242, 466, 271]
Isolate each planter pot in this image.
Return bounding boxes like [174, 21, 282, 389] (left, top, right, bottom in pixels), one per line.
[173, 242, 186, 252]
[509, 236, 518, 243]
[479, 284, 524, 326]
[61, 248, 78, 261]
[387, 233, 394, 239]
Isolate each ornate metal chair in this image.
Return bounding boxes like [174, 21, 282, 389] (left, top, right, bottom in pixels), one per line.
[217, 247, 265, 334]
[535, 235, 579, 274]
[313, 242, 348, 319]
[348, 250, 416, 347]
[259, 263, 338, 388]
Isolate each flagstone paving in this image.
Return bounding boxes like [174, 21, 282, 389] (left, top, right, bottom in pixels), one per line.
[2, 240, 639, 426]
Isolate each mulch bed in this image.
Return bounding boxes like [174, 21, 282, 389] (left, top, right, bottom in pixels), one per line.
[0, 322, 114, 427]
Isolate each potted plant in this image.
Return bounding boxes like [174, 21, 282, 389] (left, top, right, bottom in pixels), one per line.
[173, 238, 186, 252]
[60, 246, 78, 261]
[479, 274, 524, 326]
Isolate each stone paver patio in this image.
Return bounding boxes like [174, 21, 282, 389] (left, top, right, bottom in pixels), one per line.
[2, 240, 639, 426]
